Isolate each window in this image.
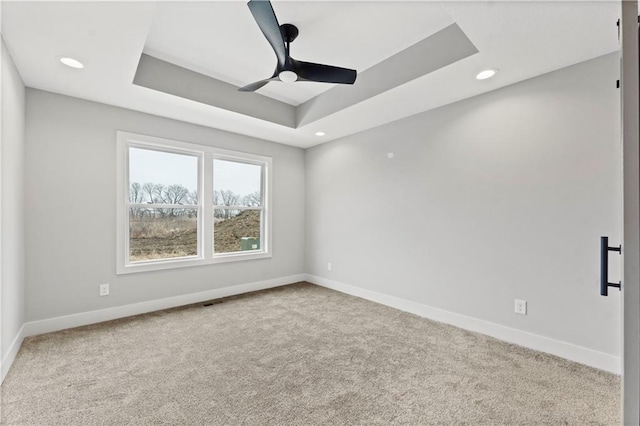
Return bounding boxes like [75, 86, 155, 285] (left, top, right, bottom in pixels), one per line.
[117, 131, 271, 274]
[128, 147, 200, 262]
[213, 159, 264, 255]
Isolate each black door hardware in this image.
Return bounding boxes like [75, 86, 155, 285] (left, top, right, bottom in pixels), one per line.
[600, 236, 621, 296]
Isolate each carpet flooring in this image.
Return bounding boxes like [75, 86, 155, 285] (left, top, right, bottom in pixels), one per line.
[1, 282, 620, 425]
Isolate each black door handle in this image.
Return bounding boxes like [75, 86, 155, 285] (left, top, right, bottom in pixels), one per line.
[600, 236, 621, 296]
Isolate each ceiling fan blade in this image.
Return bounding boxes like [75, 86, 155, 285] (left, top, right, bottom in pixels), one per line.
[247, 0, 287, 68]
[238, 77, 277, 92]
[293, 60, 357, 85]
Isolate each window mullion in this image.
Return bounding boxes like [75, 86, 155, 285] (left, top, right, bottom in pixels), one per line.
[129, 203, 198, 209]
[213, 206, 263, 210]
[203, 151, 214, 258]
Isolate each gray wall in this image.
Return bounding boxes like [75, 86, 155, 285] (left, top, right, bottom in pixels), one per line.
[1, 38, 26, 362]
[17, 50, 624, 363]
[306, 53, 622, 357]
[24, 90, 305, 321]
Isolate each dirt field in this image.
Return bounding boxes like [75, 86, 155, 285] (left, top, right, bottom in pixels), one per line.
[214, 210, 261, 254]
[129, 214, 197, 261]
[130, 210, 260, 261]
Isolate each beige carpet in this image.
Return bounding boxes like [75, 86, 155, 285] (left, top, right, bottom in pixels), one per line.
[1, 282, 620, 425]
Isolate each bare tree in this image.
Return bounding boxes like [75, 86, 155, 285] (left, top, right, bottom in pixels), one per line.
[187, 190, 198, 205]
[165, 184, 189, 204]
[135, 182, 200, 218]
[241, 191, 261, 207]
[214, 190, 241, 219]
[142, 182, 164, 204]
[140, 183, 168, 216]
[129, 182, 144, 203]
[220, 190, 240, 206]
[129, 182, 147, 218]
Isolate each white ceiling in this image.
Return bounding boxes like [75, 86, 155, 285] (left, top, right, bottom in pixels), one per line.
[1, 1, 621, 148]
[145, 2, 455, 105]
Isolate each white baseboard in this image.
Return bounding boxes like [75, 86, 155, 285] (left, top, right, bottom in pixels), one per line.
[23, 274, 305, 338]
[1, 324, 25, 383]
[6, 273, 619, 383]
[306, 274, 621, 374]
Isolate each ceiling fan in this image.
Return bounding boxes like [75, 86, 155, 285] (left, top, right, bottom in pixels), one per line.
[239, 0, 357, 92]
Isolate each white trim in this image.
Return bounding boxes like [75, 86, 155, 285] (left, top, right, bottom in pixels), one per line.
[306, 274, 621, 374]
[23, 274, 305, 338]
[203, 151, 214, 260]
[1, 324, 25, 383]
[129, 203, 199, 209]
[212, 206, 262, 211]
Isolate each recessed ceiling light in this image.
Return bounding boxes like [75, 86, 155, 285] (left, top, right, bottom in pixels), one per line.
[315, 131, 326, 136]
[59, 57, 84, 69]
[476, 69, 498, 80]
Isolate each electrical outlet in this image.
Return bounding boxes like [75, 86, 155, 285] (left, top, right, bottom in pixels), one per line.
[327, 262, 332, 272]
[515, 299, 527, 315]
[99, 283, 110, 297]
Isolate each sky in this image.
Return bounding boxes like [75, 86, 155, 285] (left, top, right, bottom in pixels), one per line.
[213, 159, 261, 197]
[129, 148, 261, 197]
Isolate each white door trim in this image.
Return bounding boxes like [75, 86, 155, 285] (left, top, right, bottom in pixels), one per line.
[621, 1, 640, 423]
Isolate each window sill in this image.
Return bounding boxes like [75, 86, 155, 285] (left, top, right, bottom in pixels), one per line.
[116, 251, 271, 275]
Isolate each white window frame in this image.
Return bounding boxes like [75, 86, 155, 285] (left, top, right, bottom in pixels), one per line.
[116, 131, 272, 274]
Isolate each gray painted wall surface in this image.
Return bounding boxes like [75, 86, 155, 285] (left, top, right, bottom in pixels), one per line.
[306, 53, 622, 356]
[1, 38, 26, 361]
[24, 89, 305, 321]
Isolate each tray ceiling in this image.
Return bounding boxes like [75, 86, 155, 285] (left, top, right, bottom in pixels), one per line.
[1, 1, 620, 148]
